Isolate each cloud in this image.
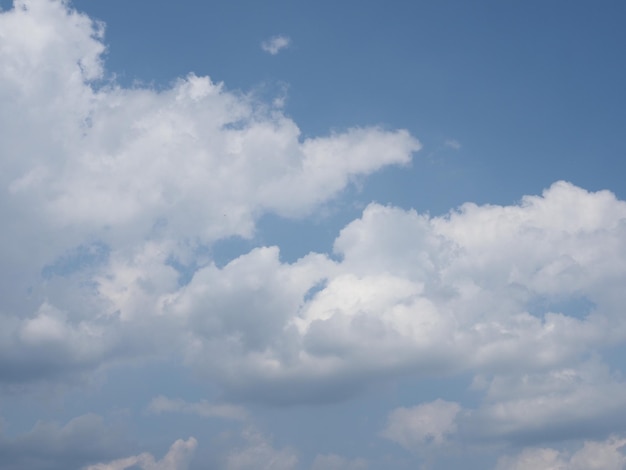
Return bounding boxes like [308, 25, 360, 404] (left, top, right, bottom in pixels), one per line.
[310, 454, 368, 470]
[461, 358, 626, 444]
[225, 428, 297, 470]
[496, 447, 565, 470]
[4, 1, 626, 464]
[0, 0, 418, 388]
[261, 35, 291, 55]
[377, 358, 626, 453]
[173, 181, 626, 409]
[85, 437, 197, 470]
[147, 396, 247, 421]
[381, 400, 461, 449]
[0, 413, 132, 470]
[495, 436, 626, 470]
[444, 139, 461, 150]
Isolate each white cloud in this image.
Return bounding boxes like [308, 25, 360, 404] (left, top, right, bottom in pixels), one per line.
[310, 454, 368, 470]
[147, 395, 247, 421]
[261, 35, 291, 55]
[462, 358, 626, 443]
[381, 400, 461, 449]
[495, 436, 626, 470]
[0, 0, 418, 387]
[496, 447, 566, 470]
[226, 428, 298, 470]
[4, 1, 626, 463]
[84, 437, 197, 470]
[171, 181, 626, 406]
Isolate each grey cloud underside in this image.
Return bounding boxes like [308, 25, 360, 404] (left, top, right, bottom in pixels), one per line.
[0, 414, 133, 470]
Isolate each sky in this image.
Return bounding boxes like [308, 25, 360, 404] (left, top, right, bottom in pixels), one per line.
[1, 0, 626, 469]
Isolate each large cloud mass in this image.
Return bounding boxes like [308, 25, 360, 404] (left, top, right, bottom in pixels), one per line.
[175, 182, 626, 406]
[2, 0, 626, 468]
[0, 0, 418, 386]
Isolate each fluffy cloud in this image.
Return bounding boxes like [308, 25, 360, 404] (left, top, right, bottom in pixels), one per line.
[261, 35, 291, 55]
[381, 400, 461, 449]
[464, 358, 626, 444]
[4, 1, 626, 465]
[173, 181, 626, 408]
[495, 436, 626, 470]
[225, 428, 298, 470]
[0, 0, 418, 387]
[85, 437, 197, 470]
[381, 359, 626, 453]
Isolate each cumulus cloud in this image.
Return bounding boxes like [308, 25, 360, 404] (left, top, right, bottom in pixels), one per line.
[495, 436, 626, 470]
[261, 35, 291, 55]
[0, 0, 418, 387]
[225, 428, 298, 470]
[0, 413, 131, 470]
[4, 1, 626, 464]
[464, 358, 626, 444]
[85, 437, 197, 470]
[381, 400, 461, 449]
[172, 181, 626, 409]
[147, 396, 247, 421]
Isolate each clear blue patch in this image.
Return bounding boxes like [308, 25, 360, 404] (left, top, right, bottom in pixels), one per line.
[394, 372, 480, 409]
[599, 344, 626, 379]
[165, 244, 210, 286]
[220, 117, 250, 131]
[526, 295, 596, 319]
[41, 241, 110, 279]
[165, 256, 197, 287]
[303, 279, 328, 302]
[255, 209, 356, 264]
[209, 236, 256, 269]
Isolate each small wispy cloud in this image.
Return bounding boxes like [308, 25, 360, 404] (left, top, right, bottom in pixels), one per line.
[261, 35, 291, 55]
[444, 139, 461, 150]
[147, 395, 247, 421]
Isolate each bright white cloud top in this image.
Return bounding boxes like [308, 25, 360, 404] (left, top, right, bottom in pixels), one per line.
[1, 1, 625, 469]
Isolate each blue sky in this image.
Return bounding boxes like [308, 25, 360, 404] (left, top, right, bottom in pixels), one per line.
[1, 1, 626, 469]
